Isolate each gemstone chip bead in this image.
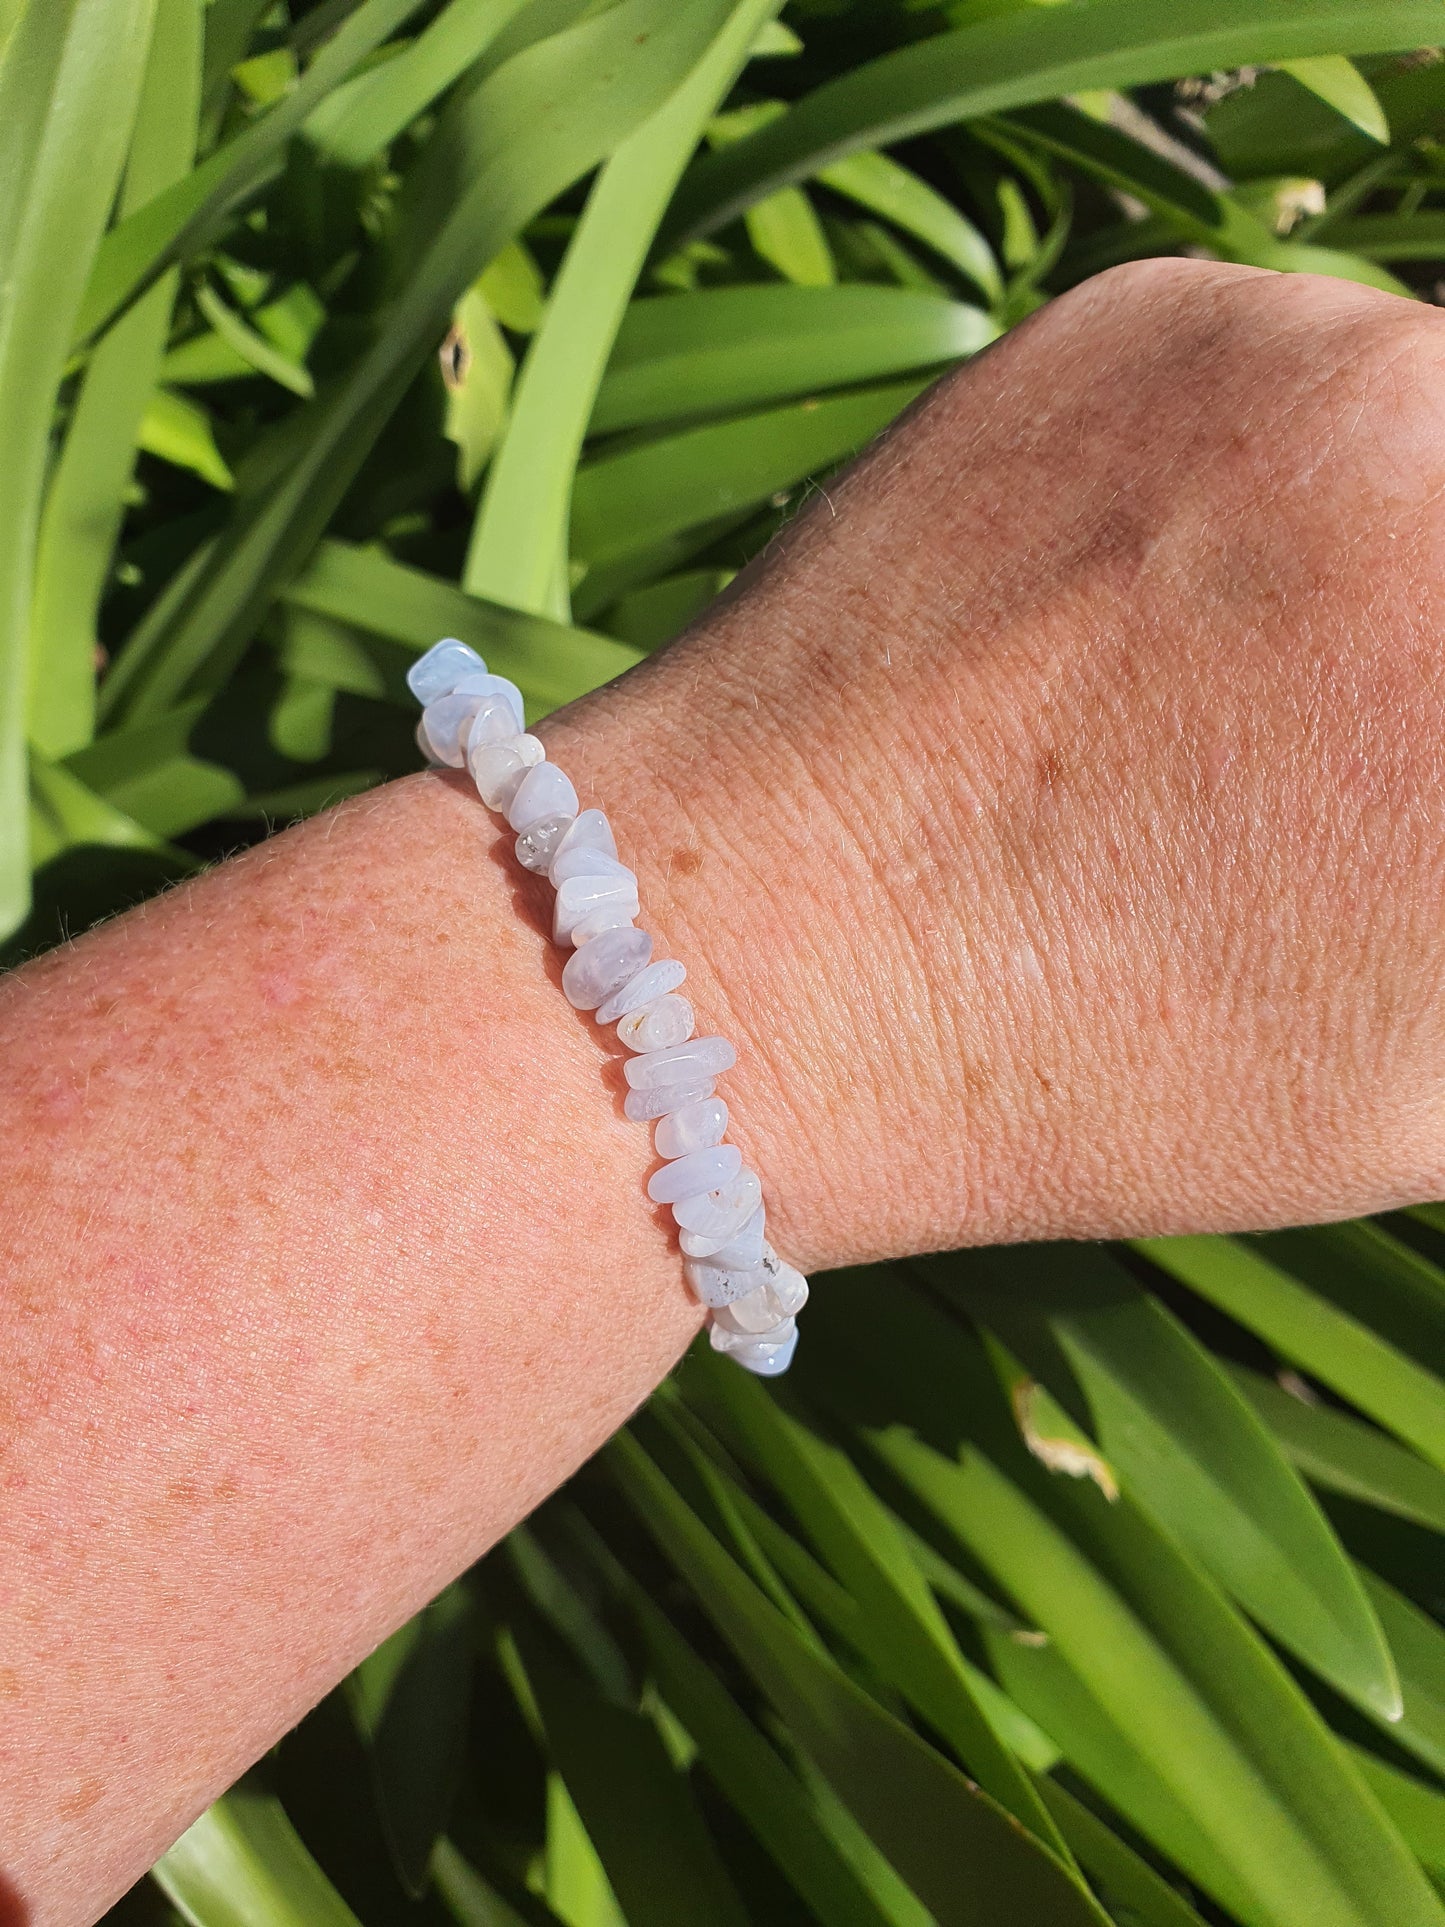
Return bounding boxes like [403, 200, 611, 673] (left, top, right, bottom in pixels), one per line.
[410, 636, 805, 1373]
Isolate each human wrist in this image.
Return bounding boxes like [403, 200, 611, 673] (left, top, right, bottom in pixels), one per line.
[535, 618, 986, 1275]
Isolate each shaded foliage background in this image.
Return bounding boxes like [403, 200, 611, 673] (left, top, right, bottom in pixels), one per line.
[7, 1, 1445, 1922]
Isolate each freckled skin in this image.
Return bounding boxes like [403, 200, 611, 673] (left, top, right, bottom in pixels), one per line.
[7, 262, 1445, 1919]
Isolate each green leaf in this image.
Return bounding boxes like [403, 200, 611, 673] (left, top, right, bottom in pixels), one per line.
[138, 388, 236, 491]
[349, 1584, 475, 1898]
[74, 0, 431, 348]
[571, 378, 926, 575]
[29, 752, 179, 865]
[1279, 56, 1391, 142]
[542, 1771, 626, 1927]
[304, 0, 535, 167]
[610, 1431, 1115, 1927]
[195, 281, 314, 397]
[605, 569, 728, 650]
[464, 0, 782, 619]
[1359, 1569, 1445, 1781]
[154, 1779, 364, 1927]
[592, 285, 996, 436]
[161, 329, 257, 385]
[1037, 1778, 1214, 1927]
[1315, 212, 1445, 259]
[691, 1352, 1075, 1859]
[1040, 1257, 1400, 1719]
[279, 540, 640, 718]
[870, 1422, 1445, 1927]
[442, 288, 514, 492]
[665, 0, 1445, 246]
[63, 701, 245, 840]
[430, 1838, 537, 1927]
[101, 0, 740, 724]
[987, 1625, 1264, 1923]
[1002, 100, 1409, 294]
[1205, 66, 1380, 183]
[0, 0, 160, 937]
[1348, 1747, 1445, 1885]
[1229, 1364, 1445, 1533]
[744, 186, 837, 286]
[28, 0, 200, 761]
[1138, 1236, 1445, 1473]
[817, 149, 1003, 304]
[707, 101, 837, 287]
[476, 239, 546, 333]
[514, 1617, 750, 1927]
[1252, 1222, 1445, 1377]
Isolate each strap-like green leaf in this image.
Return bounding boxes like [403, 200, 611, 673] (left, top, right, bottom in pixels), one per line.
[870, 1441, 1425, 1927]
[514, 1615, 750, 1927]
[693, 1351, 1075, 1858]
[348, 1584, 475, 1898]
[280, 539, 640, 718]
[0, 0, 160, 938]
[1230, 1364, 1445, 1533]
[1139, 1236, 1445, 1471]
[665, 0, 1445, 245]
[28, 0, 200, 761]
[101, 0, 738, 724]
[592, 284, 996, 436]
[611, 1431, 1115, 1927]
[74, 0, 431, 348]
[465, 0, 784, 618]
[155, 1780, 364, 1927]
[571, 378, 926, 575]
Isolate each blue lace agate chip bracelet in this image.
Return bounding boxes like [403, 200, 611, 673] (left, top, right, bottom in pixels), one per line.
[408, 637, 808, 1376]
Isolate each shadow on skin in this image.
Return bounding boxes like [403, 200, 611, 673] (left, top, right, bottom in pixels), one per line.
[0, 1868, 28, 1927]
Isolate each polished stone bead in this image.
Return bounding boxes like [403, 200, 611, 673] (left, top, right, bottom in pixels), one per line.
[551, 808, 616, 869]
[595, 959, 685, 1025]
[672, 1169, 761, 1240]
[453, 669, 524, 732]
[562, 926, 652, 1009]
[655, 1097, 727, 1160]
[465, 693, 523, 754]
[569, 908, 635, 945]
[767, 1260, 809, 1319]
[617, 996, 694, 1053]
[712, 1265, 809, 1334]
[419, 691, 482, 766]
[416, 718, 443, 766]
[685, 1239, 785, 1308]
[515, 813, 575, 873]
[646, 1143, 742, 1206]
[679, 1203, 764, 1264]
[469, 734, 543, 810]
[554, 868, 639, 943]
[550, 846, 633, 887]
[624, 1035, 735, 1092]
[623, 1079, 714, 1122]
[508, 760, 579, 832]
[709, 1321, 797, 1376]
[684, 1256, 762, 1308]
[407, 638, 483, 703]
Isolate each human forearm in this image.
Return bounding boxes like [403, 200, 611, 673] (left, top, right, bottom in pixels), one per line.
[0, 763, 719, 1912]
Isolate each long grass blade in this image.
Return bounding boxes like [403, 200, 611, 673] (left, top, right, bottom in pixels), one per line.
[464, 0, 783, 618]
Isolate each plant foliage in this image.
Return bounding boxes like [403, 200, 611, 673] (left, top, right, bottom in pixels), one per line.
[7, 1, 1445, 1921]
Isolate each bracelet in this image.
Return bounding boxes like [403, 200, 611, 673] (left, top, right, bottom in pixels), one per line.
[408, 638, 808, 1376]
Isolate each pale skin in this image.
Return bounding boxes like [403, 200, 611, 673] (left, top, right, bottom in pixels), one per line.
[5, 258, 1445, 1922]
